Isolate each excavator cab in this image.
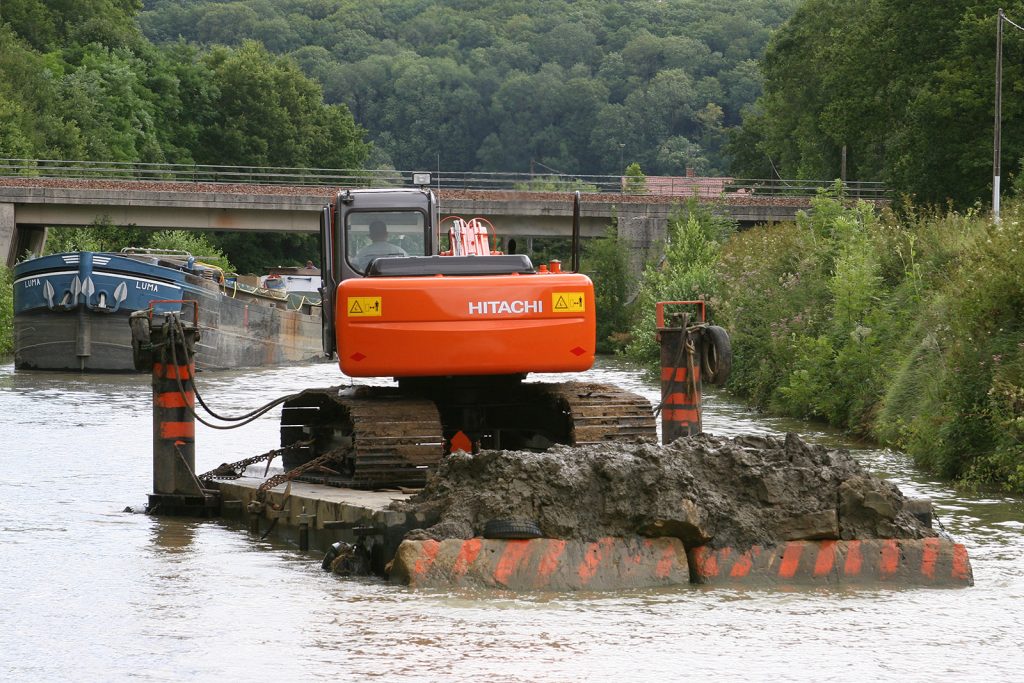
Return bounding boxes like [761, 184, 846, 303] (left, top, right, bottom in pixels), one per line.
[319, 185, 438, 359]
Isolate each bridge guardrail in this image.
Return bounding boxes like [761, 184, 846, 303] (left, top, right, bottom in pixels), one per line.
[0, 159, 887, 200]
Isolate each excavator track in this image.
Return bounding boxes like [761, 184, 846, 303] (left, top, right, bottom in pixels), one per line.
[280, 386, 444, 489]
[543, 381, 658, 445]
[279, 381, 656, 490]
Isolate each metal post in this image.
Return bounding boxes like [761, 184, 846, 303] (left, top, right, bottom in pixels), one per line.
[657, 303, 703, 443]
[619, 144, 625, 194]
[298, 506, 316, 552]
[995, 9, 1004, 223]
[131, 304, 218, 516]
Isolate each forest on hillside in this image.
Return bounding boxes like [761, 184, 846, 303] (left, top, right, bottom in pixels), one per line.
[732, 0, 1024, 207]
[0, 1, 369, 170]
[0, 0, 372, 268]
[137, 0, 799, 176]
[3, 2, 1023, 207]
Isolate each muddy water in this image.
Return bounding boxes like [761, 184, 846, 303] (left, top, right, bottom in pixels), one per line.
[1, 358, 1022, 681]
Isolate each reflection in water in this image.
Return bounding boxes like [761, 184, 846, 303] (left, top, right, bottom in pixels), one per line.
[1, 358, 1022, 680]
[150, 518, 198, 553]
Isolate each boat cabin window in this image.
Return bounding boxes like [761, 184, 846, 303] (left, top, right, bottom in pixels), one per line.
[346, 211, 428, 274]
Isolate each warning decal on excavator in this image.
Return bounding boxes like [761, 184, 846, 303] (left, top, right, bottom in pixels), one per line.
[347, 296, 382, 317]
[552, 292, 585, 313]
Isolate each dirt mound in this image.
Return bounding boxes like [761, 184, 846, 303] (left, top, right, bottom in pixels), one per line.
[390, 432, 935, 549]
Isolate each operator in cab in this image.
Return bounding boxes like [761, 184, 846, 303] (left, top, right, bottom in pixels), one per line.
[354, 220, 408, 273]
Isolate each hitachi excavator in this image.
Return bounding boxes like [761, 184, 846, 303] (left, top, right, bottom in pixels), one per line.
[279, 175, 656, 487]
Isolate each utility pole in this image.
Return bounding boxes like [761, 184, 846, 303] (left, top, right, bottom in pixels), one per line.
[995, 8, 1005, 223]
[618, 143, 625, 194]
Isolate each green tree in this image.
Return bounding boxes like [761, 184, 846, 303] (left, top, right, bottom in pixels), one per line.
[59, 44, 164, 162]
[735, 0, 1016, 206]
[197, 41, 369, 169]
[624, 162, 646, 192]
[583, 226, 632, 353]
[0, 25, 85, 158]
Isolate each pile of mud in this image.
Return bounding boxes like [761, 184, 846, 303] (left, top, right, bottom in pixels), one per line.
[390, 433, 936, 549]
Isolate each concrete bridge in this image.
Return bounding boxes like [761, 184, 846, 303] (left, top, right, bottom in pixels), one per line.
[0, 176, 846, 269]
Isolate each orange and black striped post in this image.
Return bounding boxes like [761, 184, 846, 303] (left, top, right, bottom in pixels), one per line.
[132, 304, 214, 515]
[657, 301, 704, 443]
[152, 327, 196, 501]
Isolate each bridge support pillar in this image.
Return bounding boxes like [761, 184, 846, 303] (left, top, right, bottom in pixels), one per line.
[1, 203, 13, 267]
[1, 204, 47, 267]
[616, 204, 668, 285]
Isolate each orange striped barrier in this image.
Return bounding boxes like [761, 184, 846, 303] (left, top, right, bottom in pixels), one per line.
[689, 539, 974, 587]
[391, 536, 690, 591]
[658, 326, 702, 442]
[154, 361, 195, 447]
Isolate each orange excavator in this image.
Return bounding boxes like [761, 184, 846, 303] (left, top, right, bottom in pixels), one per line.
[280, 176, 655, 487]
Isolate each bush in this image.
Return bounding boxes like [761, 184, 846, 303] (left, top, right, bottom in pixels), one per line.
[712, 189, 1024, 492]
[43, 224, 234, 273]
[44, 222, 147, 254]
[583, 226, 632, 354]
[148, 230, 233, 272]
[624, 162, 646, 193]
[0, 265, 13, 356]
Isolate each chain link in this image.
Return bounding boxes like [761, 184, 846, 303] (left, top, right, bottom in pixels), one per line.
[197, 439, 313, 482]
[256, 447, 347, 502]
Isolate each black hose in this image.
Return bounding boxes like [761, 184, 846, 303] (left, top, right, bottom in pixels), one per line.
[166, 315, 301, 430]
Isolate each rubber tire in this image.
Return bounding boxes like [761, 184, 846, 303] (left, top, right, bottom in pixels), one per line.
[483, 519, 543, 540]
[701, 325, 733, 386]
[322, 541, 344, 571]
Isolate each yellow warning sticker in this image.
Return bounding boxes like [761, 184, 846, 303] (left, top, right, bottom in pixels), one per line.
[347, 296, 382, 317]
[552, 291, 586, 313]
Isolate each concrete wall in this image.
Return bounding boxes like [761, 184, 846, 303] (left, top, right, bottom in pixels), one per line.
[1, 203, 13, 266]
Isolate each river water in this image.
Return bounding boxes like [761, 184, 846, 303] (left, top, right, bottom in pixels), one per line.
[1, 357, 1022, 681]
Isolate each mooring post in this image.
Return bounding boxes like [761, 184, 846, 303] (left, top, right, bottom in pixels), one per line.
[131, 302, 218, 516]
[656, 301, 704, 444]
[298, 506, 315, 552]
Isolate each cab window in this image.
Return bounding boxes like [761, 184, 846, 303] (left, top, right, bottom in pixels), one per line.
[346, 211, 427, 274]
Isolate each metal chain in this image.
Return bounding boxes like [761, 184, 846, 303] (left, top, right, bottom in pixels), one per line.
[197, 439, 312, 482]
[255, 447, 348, 502]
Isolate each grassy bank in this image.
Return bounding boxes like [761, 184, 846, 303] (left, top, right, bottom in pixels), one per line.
[622, 192, 1024, 493]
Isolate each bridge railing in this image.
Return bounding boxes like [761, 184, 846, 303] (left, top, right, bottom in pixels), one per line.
[0, 158, 887, 199]
[723, 178, 888, 200]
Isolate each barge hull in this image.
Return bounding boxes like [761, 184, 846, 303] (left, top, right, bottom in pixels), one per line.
[15, 308, 133, 371]
[12, 251, 323, 371]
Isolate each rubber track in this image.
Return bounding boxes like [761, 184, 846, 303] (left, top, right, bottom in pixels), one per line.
[544, 381, 657, 444]
[284, 387, 443, 489]
[341, 391, 444, 486]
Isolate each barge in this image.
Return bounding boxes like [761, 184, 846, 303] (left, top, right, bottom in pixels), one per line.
[12, 249, 324, 371]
